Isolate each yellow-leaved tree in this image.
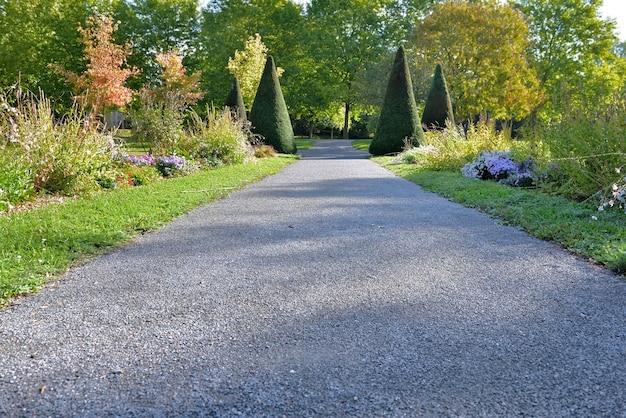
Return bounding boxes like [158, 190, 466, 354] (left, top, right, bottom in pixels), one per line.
[409, 0, 543, 121]
[227, 34, 283, 108]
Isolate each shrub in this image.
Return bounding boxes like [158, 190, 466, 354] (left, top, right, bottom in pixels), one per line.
[185, 107, 252, 166]
[369, 46, 423, 156]
[461, 150, 536, 187]
[131, 90, 186, 156]
[524, 97, 626, 200]
[1, 89, 119, 196]
[422, 64, 455, 130]
[249, 56, 296, 154]
[253, 145, 277, 158]
[225, 76, 247, 120]
[400, 119, 513, 171]
[156, 155, 191, 177]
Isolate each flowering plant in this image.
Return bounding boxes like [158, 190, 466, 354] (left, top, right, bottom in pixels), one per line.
[126, 154, 155, 166]
[599, 168, 626, 213]
[461, 150, 536, 187]
[156, 155, 187, 177]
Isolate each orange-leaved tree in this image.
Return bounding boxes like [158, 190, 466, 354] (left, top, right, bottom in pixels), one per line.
[57, 10, 139, 119]
[152, 50, 203, 110]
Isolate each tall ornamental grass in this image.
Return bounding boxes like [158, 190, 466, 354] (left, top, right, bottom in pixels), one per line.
[399, 120, 518, 171]
[185, 107, 253, 167]
[1, 90, 119, 199]
[525, 98, 626, 201]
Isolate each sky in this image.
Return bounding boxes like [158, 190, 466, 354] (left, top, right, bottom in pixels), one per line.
[599, 0, 626, 40]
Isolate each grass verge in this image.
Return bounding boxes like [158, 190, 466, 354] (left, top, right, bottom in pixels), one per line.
[352, 139, 371, 152]
[376, 157, 626, 275]
[295, 139, 316, 150]
[0, 156, 297, 306]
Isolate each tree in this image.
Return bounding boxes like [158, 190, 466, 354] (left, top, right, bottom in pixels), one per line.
[152, 49, 203, 109]
[307, 0, 410, 138]
[513, 0, 621, 119]
[249, 56, 296, 154]
[409, 0, 543, 121]
[227, 33, 282, 108]
[0, 0, 100, 107]
[224, 76, 247, 120]
[369, 46, 423, 156]
[113, 0, 202, 88]
[421, 64, 454, 130]
[56, 10, 138, 117]
[199, 0, 305, 108]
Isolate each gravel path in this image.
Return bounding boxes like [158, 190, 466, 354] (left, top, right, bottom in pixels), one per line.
[1, 140, 625, 417]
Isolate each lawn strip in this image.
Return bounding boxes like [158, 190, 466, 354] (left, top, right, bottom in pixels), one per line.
[0, 156, 297, 306]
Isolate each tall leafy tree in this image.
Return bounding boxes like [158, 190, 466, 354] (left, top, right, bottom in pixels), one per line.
[307, 0, 409, 138]
[369, 46, 422, 155]
[199, 0, 305, 107]
[0, 0, 101, 104]
[513, 0, 621, 118]
[227, 34, 281, 108]
[113, 0, 202, 87]
[409, 0, 543, 121]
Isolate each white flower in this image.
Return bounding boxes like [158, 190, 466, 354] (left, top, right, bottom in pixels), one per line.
[591, 216, 598, 221]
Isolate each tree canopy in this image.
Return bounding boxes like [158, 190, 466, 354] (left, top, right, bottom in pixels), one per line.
[513, 0, 624, 118]
[409, 0, 543, 121]
[1, 0, 625, 130]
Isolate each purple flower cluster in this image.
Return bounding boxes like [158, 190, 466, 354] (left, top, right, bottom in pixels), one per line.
[462, 150, 536, 187]
[156, 155, 186, 177]
[487, 157, 518, 180]
[126, 154, 155, 166]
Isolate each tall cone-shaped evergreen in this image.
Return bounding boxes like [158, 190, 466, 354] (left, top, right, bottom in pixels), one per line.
[422, 64, 454, 130]
[225, 76, 247, 120]
[249, 56, 296, 154]
[369, 46, 423, 156]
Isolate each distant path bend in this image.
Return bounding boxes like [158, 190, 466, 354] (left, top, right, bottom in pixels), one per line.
[1, 140, 625, 416]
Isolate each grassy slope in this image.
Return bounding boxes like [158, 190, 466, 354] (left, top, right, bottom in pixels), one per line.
[0, 156, 297, 306]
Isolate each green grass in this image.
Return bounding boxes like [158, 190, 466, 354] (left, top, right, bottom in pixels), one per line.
[352, 139, 371, 152]
[377, 157, 626, 275]
[0, 156, 297, 306]
[295, 139, 315, 150]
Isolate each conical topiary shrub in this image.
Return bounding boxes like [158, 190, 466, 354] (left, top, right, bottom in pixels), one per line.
[249, 56, 296, 154]
[369, 46, 423, 156]
[422, 64, 454, 130]
[225, 76, 247, 120]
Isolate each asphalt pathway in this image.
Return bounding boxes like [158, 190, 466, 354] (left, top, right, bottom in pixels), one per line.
[1, 140, 625, 417]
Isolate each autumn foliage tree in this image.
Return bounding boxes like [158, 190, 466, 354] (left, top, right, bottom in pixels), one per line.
[152, 50, 203, 110]
[409, 0, 543, 121]
[56, 11, 138, 118]
[133, 49, 203, 155]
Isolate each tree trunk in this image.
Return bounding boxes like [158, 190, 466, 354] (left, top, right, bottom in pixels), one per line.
[343, 101, 350, 139]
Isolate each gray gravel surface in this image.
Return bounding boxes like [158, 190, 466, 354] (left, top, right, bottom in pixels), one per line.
[1, 139, 625, 417]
